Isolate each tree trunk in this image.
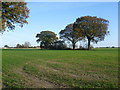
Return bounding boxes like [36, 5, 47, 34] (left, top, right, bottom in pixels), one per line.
[88, 38, 91, 50]
[72, 42, 75, 50]
[73, 43, 75, 50]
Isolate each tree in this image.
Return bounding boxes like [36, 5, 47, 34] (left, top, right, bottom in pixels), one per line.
[36, 31, 58, 49]
[4, 45, 9, 48]
[0, 1, 2, 31]
[23, 41, 31, 48]
[50, 40, 67, 50]
[73, 16, 109, 50]
[1, 2, 29, 32]
[59, 24, 83, 50]
[16, 44, 22, 48]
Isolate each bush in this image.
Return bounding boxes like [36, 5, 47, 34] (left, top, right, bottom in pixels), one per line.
[49, 40, 68, 50]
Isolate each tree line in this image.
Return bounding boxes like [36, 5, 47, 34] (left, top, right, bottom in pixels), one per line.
[36, 16, 109, 50]
[4, 41, 31, 48]
[1, 2, 109, 50]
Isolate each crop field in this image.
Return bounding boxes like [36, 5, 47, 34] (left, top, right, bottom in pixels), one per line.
[2, 48, 118, 88]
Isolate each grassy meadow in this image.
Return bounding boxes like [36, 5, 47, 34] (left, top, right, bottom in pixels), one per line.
[2, 48, 118, 88]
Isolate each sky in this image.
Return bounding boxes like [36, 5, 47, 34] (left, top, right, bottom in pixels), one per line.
[0, 2, 118, 48]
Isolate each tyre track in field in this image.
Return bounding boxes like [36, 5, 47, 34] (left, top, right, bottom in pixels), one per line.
[15, 66, 59, 88]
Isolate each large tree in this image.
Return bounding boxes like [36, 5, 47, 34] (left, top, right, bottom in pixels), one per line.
[59, 24, 83, 50]
[73, 16, 109, 50]
[36, 31, 58, 49]
[1, 1, 29, 32]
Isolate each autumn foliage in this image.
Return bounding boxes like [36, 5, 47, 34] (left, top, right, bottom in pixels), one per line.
[36, 31, 58, 49]
[73, 16, 109, 50]
[1, 2, 29, 32]
[59, 24, 83, 50]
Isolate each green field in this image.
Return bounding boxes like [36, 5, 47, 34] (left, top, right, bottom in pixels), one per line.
[2, 48, 118, 88]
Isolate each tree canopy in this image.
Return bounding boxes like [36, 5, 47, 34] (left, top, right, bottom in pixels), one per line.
[1, 2, 29, 32]
[36, 31, 58, 49]
[59, 24, 83, 49]
[73, 16, 109, 50]
[24, 41, 31, 48]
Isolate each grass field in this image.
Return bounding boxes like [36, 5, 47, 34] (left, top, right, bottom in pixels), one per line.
[2, 48, 118, 88]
